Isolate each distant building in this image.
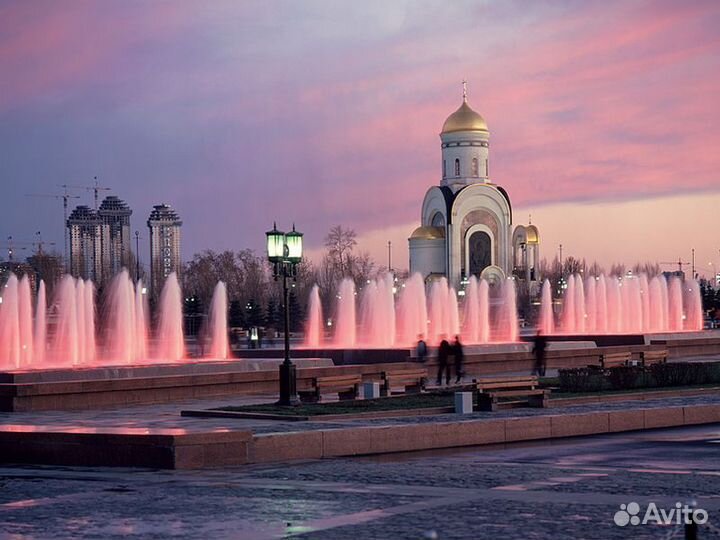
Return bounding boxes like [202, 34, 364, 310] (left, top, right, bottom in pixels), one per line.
[98, 195, 133, 279]
[147, 204, 182, 297]
[67, 205, 102, 282]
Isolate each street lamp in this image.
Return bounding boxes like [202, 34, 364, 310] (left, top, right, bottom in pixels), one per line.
[266, 222, 303, 406]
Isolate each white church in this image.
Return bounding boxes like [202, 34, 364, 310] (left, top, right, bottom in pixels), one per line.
[409, 85, 540, 289]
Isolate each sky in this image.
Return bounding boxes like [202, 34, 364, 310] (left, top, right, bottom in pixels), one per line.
[1, 0, 719, 277]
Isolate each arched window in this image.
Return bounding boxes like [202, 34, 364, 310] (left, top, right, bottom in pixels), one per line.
[485, 159, 489, 177]
[454, 158, 460, 177]
[442, 160, 446, 178]
[472, 158, 479, 177]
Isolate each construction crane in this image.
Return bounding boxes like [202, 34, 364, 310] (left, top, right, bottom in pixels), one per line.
[59, 176, 111, 210]
[0, 236, 31, 262]
[25, 188, 81, 269]
[32, 231, 56, 256]
[660, 258, 692, 274]
[660, 249, 697, 279]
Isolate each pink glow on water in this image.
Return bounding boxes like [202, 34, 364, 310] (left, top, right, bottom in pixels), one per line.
[428, 278, 450, 343]
[478, 279, 490, 343]
[334, 278, 356, 348]
[562, 275, 576, 333]
[685, 280, 703, 331]
[585, 277, 596, 334]
[550, 273, 704, 334]
[18, 275, 34, 367]
[668, 277, 683, 331]
[462, 276, 480, 343]
[75, 279, 87, 365]
[495, 278, 519, 342]
[596, 275, 608, 334]
[448, 287, 460, 339]
[105, 270, 137, 363]
[396, 272, 427, 346]
[33, 280, 46, 365]
[206, 281, 229, 359]
[52, 275, 79, 366]
[539, 279, 554, 335]
[574, 276, 586, 334]
[133, 279, 146, 361]
[358, 273, 396, 348]
[304, 284, 323, 348]
[155, 272, 184, 361]
[0, 275, 21, 368]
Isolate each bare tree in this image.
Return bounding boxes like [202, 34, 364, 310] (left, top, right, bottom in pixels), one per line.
[324, 225, 357, 277]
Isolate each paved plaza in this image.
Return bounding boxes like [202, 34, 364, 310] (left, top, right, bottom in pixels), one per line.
[0, 424, 718, 539]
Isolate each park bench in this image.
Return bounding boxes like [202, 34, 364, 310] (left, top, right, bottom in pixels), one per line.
[640, 349, 668, 366]
[298, 374, 362, 403]
[473, 375, 549, 412]
[596, 351, 633, 369]
[381, 368, 426, 396]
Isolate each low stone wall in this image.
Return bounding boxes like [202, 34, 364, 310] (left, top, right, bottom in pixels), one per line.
[650, 334, 720, 358]
[1, 402, 717, 468]
[247, 402, 720, 464]
[0, 360, 419, 412]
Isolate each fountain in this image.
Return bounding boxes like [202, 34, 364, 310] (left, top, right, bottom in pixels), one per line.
[539, 273, 705, 335]
[538, 279, 554, 335]
[334, 278, 356, 347]
[0, 265, 710, 373]
[155, 272, 184, 361]
[206, 281, 229, 359]
[396, 273, 427, 346]
[304, 284, 323, 348]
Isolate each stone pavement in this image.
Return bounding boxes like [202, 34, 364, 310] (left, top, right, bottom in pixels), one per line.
[1, 425, 719, 539]
[2, 391, 720, 437]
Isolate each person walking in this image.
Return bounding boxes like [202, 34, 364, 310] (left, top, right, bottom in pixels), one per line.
[452, 335, 465, 384]
[416, 334, 428, 363]
[436, 335, 451, 385]
[533, 331, 548, 377]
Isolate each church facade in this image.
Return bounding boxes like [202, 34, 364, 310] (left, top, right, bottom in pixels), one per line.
[409, 87, 540, 289]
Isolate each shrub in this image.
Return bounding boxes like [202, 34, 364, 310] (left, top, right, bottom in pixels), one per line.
[605, 366, 645, 390]
[648, 363, 691, 387]
[558, 368, 604, 393]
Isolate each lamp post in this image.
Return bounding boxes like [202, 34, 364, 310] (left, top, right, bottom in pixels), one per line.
[266, 222, 303, 406]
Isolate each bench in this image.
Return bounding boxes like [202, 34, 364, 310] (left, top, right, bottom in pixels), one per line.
[381, 368, 426, 396]
[298, 374, 361, 403]
[641, 349, 668, 366]
[597, 352, 633, 369]
[474, 375, 549, 412]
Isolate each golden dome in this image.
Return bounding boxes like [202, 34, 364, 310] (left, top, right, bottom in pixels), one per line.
[410, 226, 445, 240]
[526, 225, 539, 244]
[441, 99, 488, 134]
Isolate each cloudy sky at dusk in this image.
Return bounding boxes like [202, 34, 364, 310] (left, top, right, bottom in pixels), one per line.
[1, 0, 719, 276]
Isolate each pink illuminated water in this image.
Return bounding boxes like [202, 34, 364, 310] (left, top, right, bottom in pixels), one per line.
[319, 272, 518, 347]
[359, 273, 396, 347]
[206, 281, 229, 359]
[462, 276, 480, 343]
[539, 279, 554, 335]
[155, 272, 184, 361]
[34, 280, 46, 365]
[0, 275, 21, 368]
[396, 273, 427, 346]
[543, 273, 705, 335]
[304, 284, 323, 348]
[496, 278, 519, 342]
[334, 278, 356, 347]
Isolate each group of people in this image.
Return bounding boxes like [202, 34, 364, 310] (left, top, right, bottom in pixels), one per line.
[416, 332, 549, 383]
[415, 335, 465, 385]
